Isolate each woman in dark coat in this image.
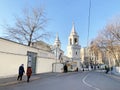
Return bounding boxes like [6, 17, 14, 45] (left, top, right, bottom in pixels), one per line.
[17, 64, 25, 81]
[26, 67, 32, 82]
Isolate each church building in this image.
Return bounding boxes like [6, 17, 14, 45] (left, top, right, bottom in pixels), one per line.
[52, 33, 64, 63]
[67, 23, 81, 69]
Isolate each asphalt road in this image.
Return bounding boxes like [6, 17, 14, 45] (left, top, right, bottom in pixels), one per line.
[0, 71, 120, 90]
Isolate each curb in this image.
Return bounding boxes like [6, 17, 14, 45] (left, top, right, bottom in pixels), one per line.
[0, 77, 40, 87]
[0, 72, 59, 87]
[0, 72, 80, 87]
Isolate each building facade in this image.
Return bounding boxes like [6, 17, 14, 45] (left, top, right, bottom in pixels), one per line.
[80, 47, 88, 64]
[80, 47, 103, 68]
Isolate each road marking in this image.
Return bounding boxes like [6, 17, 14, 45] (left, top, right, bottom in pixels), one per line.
[82, 74, 101, 90]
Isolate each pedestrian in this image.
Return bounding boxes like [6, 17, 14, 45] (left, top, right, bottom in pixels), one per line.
[83, 68, 84, 71]
[17, 64, 25, 81]
[26, 66, 32, 82]
[75, 67, 78, 72]
[105, 66, 109, 74]
[64, 64, 68, 73]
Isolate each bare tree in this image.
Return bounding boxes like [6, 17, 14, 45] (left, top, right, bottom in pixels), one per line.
[102, 21, 120, 66]
[3, 7, 49, 46]
[91, 17, 120, 66]
[89, 39, 101, 68]
[108, 17, 120, 42]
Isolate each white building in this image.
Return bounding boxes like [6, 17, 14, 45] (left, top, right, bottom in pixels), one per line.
[80, 47, 88, 64]
[0, 38, 56, 78]
[31, 41, 51, 51]
[67, 23, 81, 69]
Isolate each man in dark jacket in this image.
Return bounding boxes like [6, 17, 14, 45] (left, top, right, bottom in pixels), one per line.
[17, 64, 25, 81]
[64, 64, 68, 73]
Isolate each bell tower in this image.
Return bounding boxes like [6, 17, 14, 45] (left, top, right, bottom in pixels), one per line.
[67, 23, 81, 68]
[68, 23, 79, 46]
[54, 33, 61, 48]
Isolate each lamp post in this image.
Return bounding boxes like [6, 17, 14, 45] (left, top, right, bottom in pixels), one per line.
[55, 46, 58, 72]
[56, 46, 57, 63]
[108, 51, 112, 74]
[55, 45, 60, 72]
[51, 46, 58, 72]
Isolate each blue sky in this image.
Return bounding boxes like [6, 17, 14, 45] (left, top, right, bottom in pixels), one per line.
[0, 0, 120, 54]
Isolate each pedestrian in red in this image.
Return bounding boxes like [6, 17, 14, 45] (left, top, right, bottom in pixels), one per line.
[26, 67, 32, 82]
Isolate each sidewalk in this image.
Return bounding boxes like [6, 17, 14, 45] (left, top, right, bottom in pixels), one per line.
[96, 70, 120, 80]
[0, 72, 60, 87]
[107, 71, 120, 80]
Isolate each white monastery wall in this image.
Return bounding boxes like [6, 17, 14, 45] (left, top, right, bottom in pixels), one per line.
[0, 38, 56, 78]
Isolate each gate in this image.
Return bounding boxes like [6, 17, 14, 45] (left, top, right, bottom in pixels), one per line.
[27, 51, 37, 74]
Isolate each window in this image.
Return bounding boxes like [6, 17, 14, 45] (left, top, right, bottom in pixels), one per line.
[57, 44, 59, 47]
[74, 38, 77, 44]
[76, 51, 77, 55]
[70, 38, 72, 45]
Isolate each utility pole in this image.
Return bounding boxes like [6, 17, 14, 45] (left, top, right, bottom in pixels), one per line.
[87, 0, 91, 70]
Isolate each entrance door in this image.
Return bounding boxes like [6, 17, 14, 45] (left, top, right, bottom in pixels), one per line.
[27, 51, 37, 74]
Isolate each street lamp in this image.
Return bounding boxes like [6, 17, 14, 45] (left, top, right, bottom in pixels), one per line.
[51, 45, 58, 72]
[54, 46, 58, 72]
[55, 46, 58, 63]
[70, 58, 73, 62]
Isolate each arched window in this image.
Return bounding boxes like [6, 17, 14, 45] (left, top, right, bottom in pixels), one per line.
[76, 51, 77, 55]
[74, 38, 77, 44]
[57, 44, 59, 47]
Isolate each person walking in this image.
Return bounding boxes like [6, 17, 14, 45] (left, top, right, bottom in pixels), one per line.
[17, 64, 25, 81]
[26, 66, 32, 82]
[64, 64, 68, 73]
